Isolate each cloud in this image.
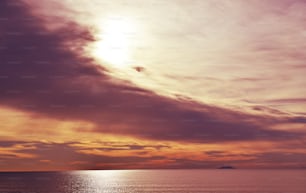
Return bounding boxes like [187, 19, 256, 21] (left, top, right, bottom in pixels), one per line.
[0, 0, 305, 148]
[251, 105, 289, 115]
[170, 152, 306, 169]
[267, 98, 306, 104]
[133, 66, 146, 72]
[250, 152, 306, 168]
[73, 142, 170, 152]
[286, 117, 306, 124]
[1, 140, 306, 170]
[0, 140, 168, 170]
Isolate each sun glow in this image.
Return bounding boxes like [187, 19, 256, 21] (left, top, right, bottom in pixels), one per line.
[92, 17, 137, 68]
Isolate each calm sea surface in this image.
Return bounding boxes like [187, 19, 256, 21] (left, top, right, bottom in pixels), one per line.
[0, 170, 305, 193]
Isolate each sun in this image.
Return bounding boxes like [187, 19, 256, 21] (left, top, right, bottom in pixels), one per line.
[92, 17, 137, 68]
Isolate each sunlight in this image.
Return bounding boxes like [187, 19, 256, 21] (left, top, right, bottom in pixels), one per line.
[92, 17, 137, 68]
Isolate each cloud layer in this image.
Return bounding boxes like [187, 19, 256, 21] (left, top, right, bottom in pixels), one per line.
[0, 0, 305, 170]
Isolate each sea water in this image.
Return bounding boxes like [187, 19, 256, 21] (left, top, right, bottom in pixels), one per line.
[0, 169, 305, 193]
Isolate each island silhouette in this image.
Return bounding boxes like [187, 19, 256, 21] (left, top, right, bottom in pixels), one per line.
[218, 165, 236, 169]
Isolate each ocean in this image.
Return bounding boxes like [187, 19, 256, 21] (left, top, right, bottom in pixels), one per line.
[0, 170, 305, 193]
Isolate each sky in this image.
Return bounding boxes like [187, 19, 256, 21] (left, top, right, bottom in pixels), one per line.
[0, 0, 305, 171]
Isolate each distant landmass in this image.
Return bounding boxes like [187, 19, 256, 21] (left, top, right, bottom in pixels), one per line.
[218, 166, 235, 169]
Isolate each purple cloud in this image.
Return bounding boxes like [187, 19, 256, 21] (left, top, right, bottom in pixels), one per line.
[0, 0, 305, 146]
